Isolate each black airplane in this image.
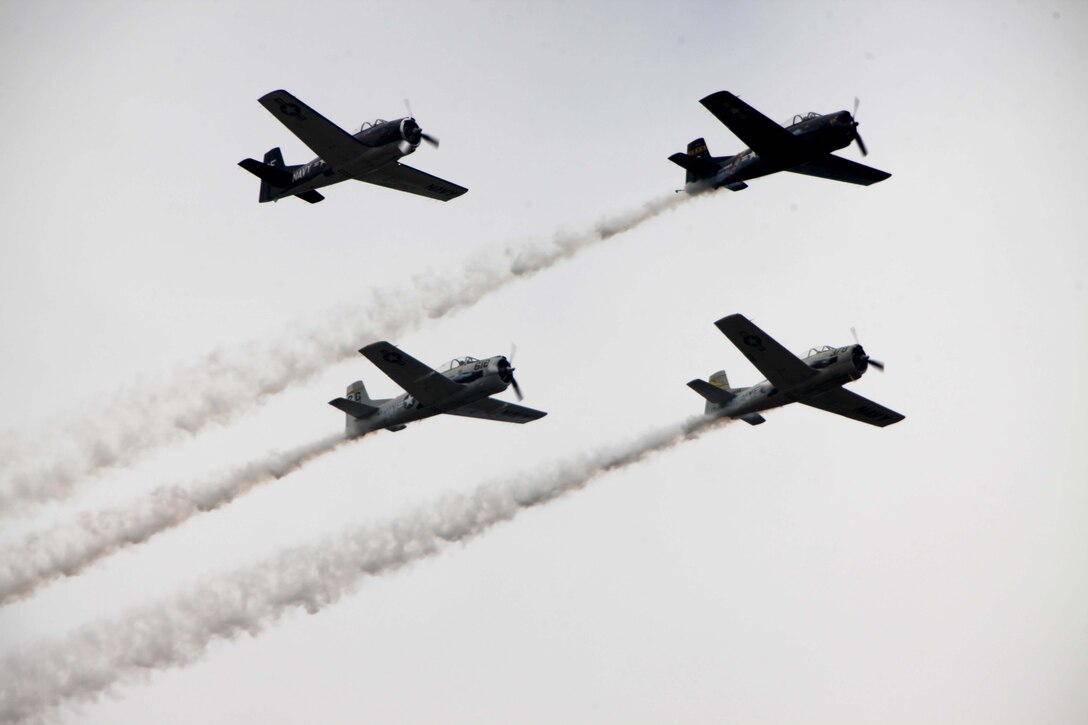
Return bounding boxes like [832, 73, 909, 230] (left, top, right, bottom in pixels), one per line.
[669, 91, 890, 192]
[239, 90, 467, 204]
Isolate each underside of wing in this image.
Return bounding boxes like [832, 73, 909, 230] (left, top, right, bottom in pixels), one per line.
[444, 397, 547, 424]
[699, 91, 802, 160]
[801, 387, 905, 427]
[359, 342, 462, 405]
[714, 314, 817, 390]
[258, 89, 366, 168]
[787, 154, 891, 186]
[356, 163, 468, 201]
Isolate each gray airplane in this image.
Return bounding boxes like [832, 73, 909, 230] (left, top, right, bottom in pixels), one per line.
[688, 314, 904, 427]
[239, 89, 467, 204]
[329, 342, 546, 437]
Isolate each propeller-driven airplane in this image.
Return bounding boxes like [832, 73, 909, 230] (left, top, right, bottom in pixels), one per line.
[239, 90, 467, 204]
[669, 91, 891, 192]
[688, 314, 904, 427]
[329, 342, 546, 437]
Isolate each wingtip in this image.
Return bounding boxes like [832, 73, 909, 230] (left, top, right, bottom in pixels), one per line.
[699, 90, 736, 105]
[714, 313, 746, 329]
[358, 341, 388, 355]
[258, 89, 290, 102]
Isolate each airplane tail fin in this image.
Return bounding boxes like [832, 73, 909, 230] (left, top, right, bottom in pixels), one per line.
[709, 370, 730, 388]
[238, 147, 292, 203]
[346, 380, 374, 404]
[687, 370, 736, 415]
[687, 137, 711, 159]
[685, 138, 711, 185]
[328, 380, 383, 436]
[669, 138, 724, 185]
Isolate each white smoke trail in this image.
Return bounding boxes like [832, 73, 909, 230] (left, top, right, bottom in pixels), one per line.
[0, 413, 726, 722]
[0, 434, 349, 607]
[1, 192, 700, 516]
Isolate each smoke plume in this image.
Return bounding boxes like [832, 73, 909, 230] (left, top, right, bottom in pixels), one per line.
[0, 413, 725, 722]
[1, 192, 699, 515]
[0, 434, 348, 607]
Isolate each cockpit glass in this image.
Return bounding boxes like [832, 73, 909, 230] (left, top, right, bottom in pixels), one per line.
[438, 356, 480, 372]
[786, 111, 822, 126]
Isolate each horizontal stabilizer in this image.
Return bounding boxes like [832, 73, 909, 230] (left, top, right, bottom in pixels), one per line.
[687, 379, 735, 404]
[739, 413, 766, 426]
[668, 152, 720, 179]
[295, 190, 325, 203]
[238, 158, 292, 187]
[328, 397, 379, 419]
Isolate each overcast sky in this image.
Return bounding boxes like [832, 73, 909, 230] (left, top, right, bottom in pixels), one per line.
[1, 1, 1086, 723]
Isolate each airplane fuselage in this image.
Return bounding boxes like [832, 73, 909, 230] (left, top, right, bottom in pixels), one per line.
[711, 343, 870, 419]
[266, 118, 419, 201]
[346, 356, 512, 437]
[690, 111, 857, 191]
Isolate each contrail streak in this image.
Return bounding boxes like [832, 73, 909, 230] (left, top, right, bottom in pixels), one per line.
[0, 434, 349, 607]
[0, 413, 726, 722]
[0, 192, 700, 516]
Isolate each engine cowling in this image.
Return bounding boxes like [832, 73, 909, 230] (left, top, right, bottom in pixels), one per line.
[851, 344, 869, 377]
[400, 118, 422, 145]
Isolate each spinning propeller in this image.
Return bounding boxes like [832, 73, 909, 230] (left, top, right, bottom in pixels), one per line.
[851, 326, 885, 371]
[404, 99, 440, 148]
[851, 97, 869, 157]
[499, 344, 524, 401]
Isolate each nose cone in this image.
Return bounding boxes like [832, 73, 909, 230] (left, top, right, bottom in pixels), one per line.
[497, 356, 514, 383]
[401, 118, 422, 145]
[852, 344, 869, 375]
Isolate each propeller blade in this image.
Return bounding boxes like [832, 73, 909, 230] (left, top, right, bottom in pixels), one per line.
[850, 326, 860, 345]
[421, 132, 439, 148]
[854, 132, 868, 157]
[510, 376, 524, 401]
[853, 96, 860, 117]
[404, 98, 413, 119]
[509, 342, 517, 365]
[868, 358, 885, 371]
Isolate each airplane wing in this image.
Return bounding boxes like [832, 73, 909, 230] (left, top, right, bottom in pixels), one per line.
[787, 154, 891, 186]
[356, 163, 468, 202]
[444, 397, 548, 424]
[800, 387, 905, 427]
[714, 314, 817, 390]
[258, 90, 366, 168]
[359, 342, 462, 406]
[699, 91, 802, 160]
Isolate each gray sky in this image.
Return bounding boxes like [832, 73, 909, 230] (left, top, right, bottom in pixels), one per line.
[1, 1, 1086, 722]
